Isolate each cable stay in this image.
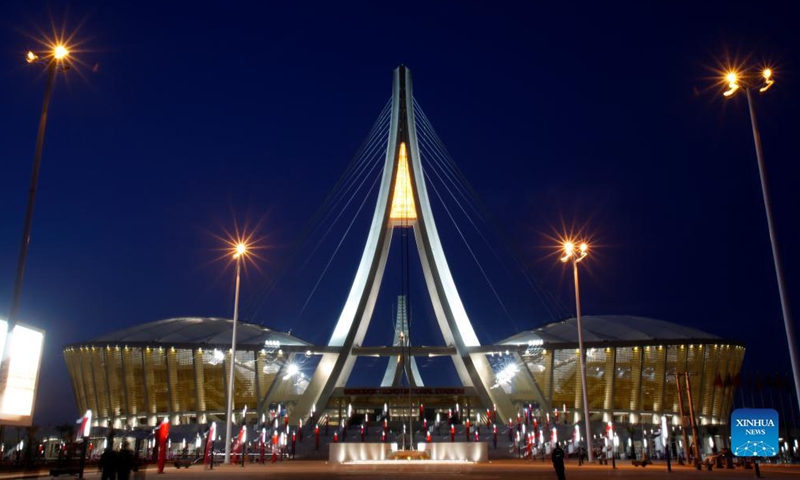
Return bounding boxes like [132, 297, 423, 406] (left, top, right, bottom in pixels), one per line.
[242, 99, 391, 324]
[413, 100, 571, 324]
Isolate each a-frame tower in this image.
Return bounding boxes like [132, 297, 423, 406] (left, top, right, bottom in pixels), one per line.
[292, 66, 515, 421]
[381, 295, 423, 387]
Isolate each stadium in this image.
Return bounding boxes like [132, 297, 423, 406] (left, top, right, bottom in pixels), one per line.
[64, 314, 744, 443]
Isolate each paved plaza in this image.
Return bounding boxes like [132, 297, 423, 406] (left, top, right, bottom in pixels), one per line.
[50, 460, 800, 479]
[173, 461, 800, 479]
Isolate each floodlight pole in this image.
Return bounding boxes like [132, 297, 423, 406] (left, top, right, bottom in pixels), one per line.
[744, 88, 800, 415]
[224, 256, 242, 464]
[572, 257, 594, 463]
[0, 60, 58, 399]
[9, 60, 58, 325]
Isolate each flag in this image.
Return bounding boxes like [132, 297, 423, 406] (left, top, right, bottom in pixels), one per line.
[204, 422, 216, 468]
[157, 417, 170, 474]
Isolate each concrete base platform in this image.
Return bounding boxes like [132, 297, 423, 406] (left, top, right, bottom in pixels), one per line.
[329, 442, 489, 464]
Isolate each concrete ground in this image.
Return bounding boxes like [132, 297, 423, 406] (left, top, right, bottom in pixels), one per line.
[72, 460, 800, 479]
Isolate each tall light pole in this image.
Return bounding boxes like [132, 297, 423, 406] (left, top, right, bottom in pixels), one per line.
[224, 242, 247, 464]
[399, 331, 413, 450]
[561, 241, 593, 462]
[723, 69, 800, 416]
[0, 44, 70, 409]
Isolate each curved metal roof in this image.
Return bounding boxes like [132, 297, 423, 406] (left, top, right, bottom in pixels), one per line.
[81, 317, 311, 348]
[500, 315, 722, 346]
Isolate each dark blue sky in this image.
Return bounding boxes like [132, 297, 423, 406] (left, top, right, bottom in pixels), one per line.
[1, 1, 798, 426]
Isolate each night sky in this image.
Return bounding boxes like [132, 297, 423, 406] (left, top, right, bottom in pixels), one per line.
[1, 1, 799, 427]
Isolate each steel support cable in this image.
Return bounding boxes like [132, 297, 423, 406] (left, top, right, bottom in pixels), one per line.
[421, 151, 533, 332]
[296, 147, 385, 277]
[243, 114, 389, 320]
[298, 167, 384, 317]
[422, 168, 519, 334]
[417, 117, 570, 323]
[414, 111, 484, 221]
[414, 102, 485, 213]
[312, 99, 391, 228]
[243, 100, 391, 322]
[414, 103, 570, 321]
[303, 106, 392, 245]
[416, 116, 564, 324]
[416, 124, 485, 225]
[296, 121, 392, 273]
[416, 127, 513, 276]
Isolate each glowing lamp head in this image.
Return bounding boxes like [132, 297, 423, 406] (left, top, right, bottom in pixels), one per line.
[763, 68, 772, 80]
[234, 243, 247, 259]
[26, 51, 38, 63]
[579, 243, 588, 254]
[723, 71, 740, 97]
[563, 242, 574, 255]
[53, 45, 69, 60]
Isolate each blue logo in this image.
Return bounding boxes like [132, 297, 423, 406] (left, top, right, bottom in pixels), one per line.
[731, 408, 778, 457]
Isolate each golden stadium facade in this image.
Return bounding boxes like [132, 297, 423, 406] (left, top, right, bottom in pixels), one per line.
[64, 315, 744, 431]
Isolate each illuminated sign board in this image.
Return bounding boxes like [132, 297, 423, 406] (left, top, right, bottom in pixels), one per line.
[731, 408, 778, 457]
[0, 320, 45, 426]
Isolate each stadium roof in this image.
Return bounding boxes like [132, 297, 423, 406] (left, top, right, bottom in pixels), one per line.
[78, 317, 311, 348]
[500, 315, 728, 346]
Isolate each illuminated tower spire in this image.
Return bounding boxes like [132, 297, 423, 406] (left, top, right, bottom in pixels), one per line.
[276, 66, 516, 422]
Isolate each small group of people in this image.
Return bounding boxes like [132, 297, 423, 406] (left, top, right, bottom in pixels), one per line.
[99, 442, 136, 480]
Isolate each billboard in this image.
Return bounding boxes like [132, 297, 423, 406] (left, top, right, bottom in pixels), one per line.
[731, 408, 779, 457]
[0, 320, 45, 426]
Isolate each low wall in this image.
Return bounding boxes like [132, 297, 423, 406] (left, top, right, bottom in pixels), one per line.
[329, 443, 394, 463]
[425, 442, 488, 462]
[329, 442, 489, 464]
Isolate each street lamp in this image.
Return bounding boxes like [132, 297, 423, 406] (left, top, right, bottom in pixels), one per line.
[723, 67, 800, 415]
[561, 241, 593, 462]
[399, 331, 413, 450]
[0, 43, 71, 409]
[224, 242, 247, 464]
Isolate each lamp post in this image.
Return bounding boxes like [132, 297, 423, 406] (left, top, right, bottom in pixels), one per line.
[723, 69, 800, 415]
[399, 331, 413, 450]
[224, 243, 247, 464]
[561, 241, 593, 462]
[0, 44, 70, 407]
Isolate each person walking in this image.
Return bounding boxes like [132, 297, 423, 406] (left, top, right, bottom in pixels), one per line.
[99, 447, 117, 480]
[116, 442, 135, 480]
[551, 442, 566, 480]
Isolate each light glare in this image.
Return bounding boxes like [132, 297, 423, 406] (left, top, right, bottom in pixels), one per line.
[723, 71, 740, 97]
[760, 67, 775, 93]
[53, 45, 69, 60]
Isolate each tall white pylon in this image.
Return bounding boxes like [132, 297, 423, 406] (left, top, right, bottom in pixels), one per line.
[382, 295, 423, 387]
[289, 65, 515, 422]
